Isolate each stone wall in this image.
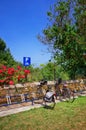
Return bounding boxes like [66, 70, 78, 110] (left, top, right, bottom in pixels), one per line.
[0, 79, 86, 106]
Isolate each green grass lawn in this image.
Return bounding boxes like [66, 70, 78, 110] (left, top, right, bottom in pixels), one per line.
[0, 96, 86, 130]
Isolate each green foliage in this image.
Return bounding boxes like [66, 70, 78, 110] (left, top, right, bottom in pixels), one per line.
[40, 63, 54, 80]
[0, 38, 6, 51]
[74, 0, 86, 43]
[38, 0, 86, 79]
[61, 25, 85, 79]
[30, 67, 43, 81]
[40, 62, 69, 81]
[0, 38, 16, 67]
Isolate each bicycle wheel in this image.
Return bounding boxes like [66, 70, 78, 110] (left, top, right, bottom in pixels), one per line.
[63, 89, 75, 103]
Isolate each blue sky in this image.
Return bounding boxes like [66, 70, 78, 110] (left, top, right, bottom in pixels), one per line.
[0, 0, 56, 67]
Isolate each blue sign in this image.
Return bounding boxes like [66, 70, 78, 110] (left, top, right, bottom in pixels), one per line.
[23, 57, 31, 66]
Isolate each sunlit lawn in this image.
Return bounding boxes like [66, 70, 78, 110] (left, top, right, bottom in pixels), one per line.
[0, 96, 86, 130]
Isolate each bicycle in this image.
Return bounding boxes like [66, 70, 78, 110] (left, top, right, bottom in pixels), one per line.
[55, 83, 75, 103]
[39, 80, 56, 109]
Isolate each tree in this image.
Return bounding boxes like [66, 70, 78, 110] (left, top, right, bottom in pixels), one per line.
[73, 0, 86, 77]
[40, 62, 69, 81]
[38, 0, 72, 50]
[38, 0, 86, 79]
[74, 0, 86, 44]
[60, 25, 85, 79]
[0, 38, 16, 66]
[0, 38, 6, 51]
[40, 63, 54, 81]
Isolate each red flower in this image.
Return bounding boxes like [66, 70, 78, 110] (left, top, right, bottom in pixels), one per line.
[0, 69, 3, 74]
[0, 65, 31, 86]
[17, 66, 22, 70]
[18, 75, 25, 81]
[9, 80, 14, 85]
[18, 75, 21, 81]
[1, 65, 7, 71]
[24, 69, 30, 75]
[21, 75, 25, 78]
[0, 79, 5, 83]
[7, 67, 15, 75]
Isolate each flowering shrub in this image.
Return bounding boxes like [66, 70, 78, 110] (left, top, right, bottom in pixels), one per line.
[0, 65, 30, 86]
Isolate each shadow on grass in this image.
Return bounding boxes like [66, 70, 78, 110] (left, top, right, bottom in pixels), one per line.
[42, 103, 56, 110]
[66, 97, 76, 103]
